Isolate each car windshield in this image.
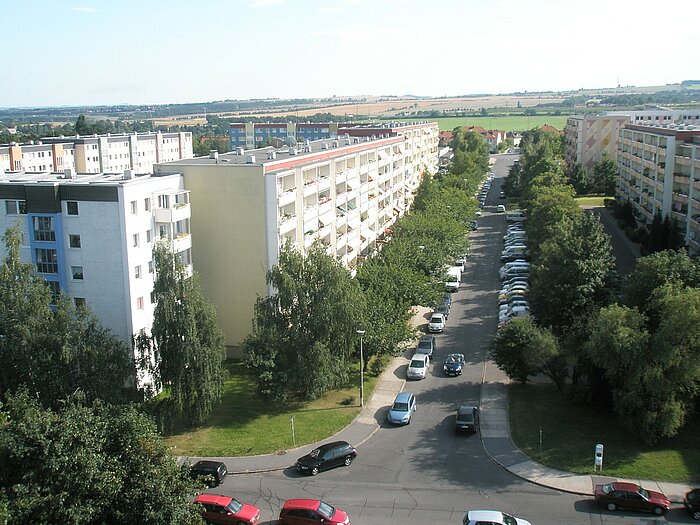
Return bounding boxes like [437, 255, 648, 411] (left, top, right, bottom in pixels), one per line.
[392, 402, 408, 412]
[457, 412, 474, 423]
[430, 316, 442, 324]
[638, 487, 649, 499]
[601, 483, 614, 494]
[502, 514, 516, 525]
[317, 501, 335, 519]
[446, 356, 458, 363]
[227, 499, 243, 514]
[410, 359, 424, 368]
[309, 448, 320, 458]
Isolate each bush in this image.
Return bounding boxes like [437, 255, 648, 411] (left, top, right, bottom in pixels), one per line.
[340, 396, 356, 406]
[367, 354, 391, 377]
[141, 397, 179, 434]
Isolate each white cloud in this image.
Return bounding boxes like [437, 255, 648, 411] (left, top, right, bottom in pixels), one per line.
[72, 6, 98, 13]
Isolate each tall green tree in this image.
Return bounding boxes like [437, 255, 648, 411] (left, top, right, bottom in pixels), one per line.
[150, 242, 225, 426]
[0, 226, 132, 406]
[487, 317, 559, 384]
[525, 183, 579, 260]
[528, 212, 615, 339]
[592, 154, 617, 196]
[567, 163, 590, 195]
[0, 391, 203, 525]
[244, 242, 365, 401]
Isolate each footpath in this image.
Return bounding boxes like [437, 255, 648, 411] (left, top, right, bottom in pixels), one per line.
[191, 305, 697, 503]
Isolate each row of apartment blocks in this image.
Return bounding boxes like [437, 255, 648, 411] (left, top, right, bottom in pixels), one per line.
[0, 131, 194, 175]
[0, 122, 438, 375]
[616, 125, 700, 255]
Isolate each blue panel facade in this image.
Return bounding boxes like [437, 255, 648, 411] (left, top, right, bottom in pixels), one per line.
[27, 212, 67, 302]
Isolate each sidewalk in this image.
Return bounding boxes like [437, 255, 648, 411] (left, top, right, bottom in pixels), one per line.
[205, 312, 696, 503]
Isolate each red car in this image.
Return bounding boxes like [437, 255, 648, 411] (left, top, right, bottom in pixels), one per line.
[194, 494, 261, 524]
[594, 482, 670, 515]
[279, 499, 350, 525]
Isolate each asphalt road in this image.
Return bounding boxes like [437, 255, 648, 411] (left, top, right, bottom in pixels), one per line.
[204, 154, 674, 525]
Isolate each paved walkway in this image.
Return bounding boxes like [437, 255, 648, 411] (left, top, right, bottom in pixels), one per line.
[191, 307, 697, 503]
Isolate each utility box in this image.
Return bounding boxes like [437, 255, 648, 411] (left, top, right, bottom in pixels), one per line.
[594, 443, 604, 471]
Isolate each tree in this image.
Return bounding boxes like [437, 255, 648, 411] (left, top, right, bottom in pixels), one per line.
[567, 163, 590, 195]
[149, 242, 225, 426]
[623, 249, 700, 316]
[592, 154, 617, 195]
[487, 317, 559, 384]
[524, 183, 579, 260]
[586, 291, 700, 445]
[244, 242, 365, 401]
[0, 226, 133, 406]
[0, 391, 203, 525]
[528, 212, 615, 338]
[75, 114, 94, 135]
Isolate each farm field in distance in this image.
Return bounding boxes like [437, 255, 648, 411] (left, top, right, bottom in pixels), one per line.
[403, 115, 570, 132]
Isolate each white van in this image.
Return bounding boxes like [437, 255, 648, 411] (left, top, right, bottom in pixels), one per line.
[445, 266, 462, 292]
[506, 210, 526, 222]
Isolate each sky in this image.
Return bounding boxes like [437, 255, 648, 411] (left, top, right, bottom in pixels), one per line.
[3, 0, 699, 107]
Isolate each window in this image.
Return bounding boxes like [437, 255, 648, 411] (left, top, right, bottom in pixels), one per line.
[69, 234, 81, 248]
[66, 201, 79, 215]
[144, 197, 151, 211]
[135, 265, 142, 279]
[74, 297, 86, 308]
[179, 248, 191, 266]
[46, 281, 60, 305]
[33, 216, 56, 242]
[130, 200, 138, 214]
[148, 260, 154, 273]
[36, 248, 58, 273]
[136, 297, 144, 310]
[5, 200, 27, 215]
[71, 266, 84, 280]
[150, 291, 155, 304]
[146, 230, 152, 243]
[132, 233, 140, 247]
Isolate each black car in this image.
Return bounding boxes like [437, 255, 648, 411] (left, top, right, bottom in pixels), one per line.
[685, 488, 700, 520]
[189, 460, 228, 487]
[434, 303, 449, 320]
[296, 441, 357, 475]
[416, 335, 435, 360]
[442, 293, 452, 307]
[455, 406, 479, 433]
[443, 353, 465, 376]
[470, 220, 478, 231]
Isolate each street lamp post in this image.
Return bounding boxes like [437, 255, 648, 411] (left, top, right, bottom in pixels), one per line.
[356, 330, 366, 407]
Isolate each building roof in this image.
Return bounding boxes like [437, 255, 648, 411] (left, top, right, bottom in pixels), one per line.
[540, 124, 562, 133]
[0, 169, 178, 187]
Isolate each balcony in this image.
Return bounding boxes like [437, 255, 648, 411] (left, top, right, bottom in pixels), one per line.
[317, 176, 331, 192]
[172, 232, 192, 253]
[278, 188, 296, 207]
[279, 214, 297, 235]
[303, 181, 318, 198]
[154, 202, 190, 224]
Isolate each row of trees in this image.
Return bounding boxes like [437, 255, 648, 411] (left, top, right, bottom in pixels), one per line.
[490, 128, 700, 444]
[0, 227, 227, 523]
[244, 130, 488, 402]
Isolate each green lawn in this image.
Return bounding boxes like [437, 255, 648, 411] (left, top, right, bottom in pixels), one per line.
[509, 383, 700, 482]
[575, 196, 606, 207]
[396, 115, 569, 132]
[165, 362, 377, 457]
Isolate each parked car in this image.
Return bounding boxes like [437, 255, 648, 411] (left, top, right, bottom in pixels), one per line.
[470, 220, 478, 231]
[499, 306, 530, 322]
[499, 294, 527, 307]
[443, 353, 465, 376]
[455, 406, 479, 433]
[442, 293, 452, 307]
[434, 303, 450, 319]
[279, 499, 350, 525]
[594, 482, 670, 515]
[428, 313, 446, 333]
[416, 335, 435, 359]
[407, 353, 429, 380]
[295, 441, 357, 475]
[387, 392, 416, 425]
[684, 488, 700, 519]
[499, 300, 528, 313]
[463, 510, 531, 525]
[189, 460, 228, 488]
[499, 191, 506, 199]
[496, 204, 506, 212]
[194, 494, 261, 525]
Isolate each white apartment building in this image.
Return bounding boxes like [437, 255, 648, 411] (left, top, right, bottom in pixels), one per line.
[607, 109, 700, 126]
[564, 115, 629, 174]
[0, 168, 192, 360]
[616, 123, 700, 254]
[1, 131, 193, 175]
[155, 122, 439, 350]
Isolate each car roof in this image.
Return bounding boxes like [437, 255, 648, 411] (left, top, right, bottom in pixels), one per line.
[282, 499, 322, 511]
[457, 405, 477, 415]
[419, 334, 434, 342]
[315, 440, 351, 452]
[467, 510, 504, 522]
[394, 392, 414, 403]
[609, 482, 641, 491]
[195, 494, 232, 506]
[409, 353, 427, 362]
[192, 460, 225, 469]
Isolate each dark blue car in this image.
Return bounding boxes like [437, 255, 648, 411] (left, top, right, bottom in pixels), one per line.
[443, 353, 465, 376]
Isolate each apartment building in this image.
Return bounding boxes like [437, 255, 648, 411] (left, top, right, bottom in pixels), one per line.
[564, 115, 629, 174]
[1, 131, 193, 175]
[156, 122, 439, 350]
[228, 122, 340, 149]
[607, 109, 700, 126]
[616, 124, 700, 254]
[0, 169, 192, 355]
